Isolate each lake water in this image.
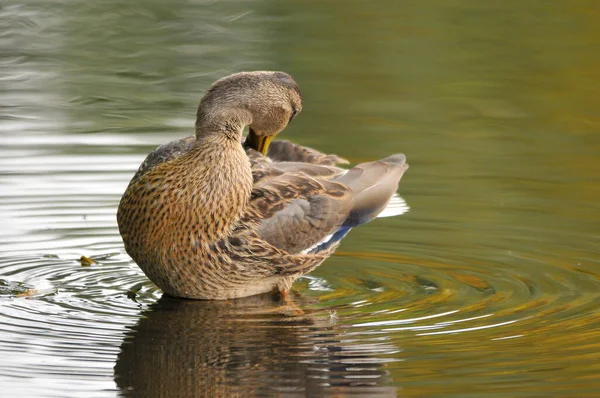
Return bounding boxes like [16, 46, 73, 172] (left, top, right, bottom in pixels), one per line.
[1, 1, 600, 396]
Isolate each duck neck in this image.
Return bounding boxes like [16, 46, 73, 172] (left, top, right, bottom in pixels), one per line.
[183, 122, 253, 242]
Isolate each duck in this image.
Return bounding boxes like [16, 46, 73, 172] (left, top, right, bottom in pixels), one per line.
[117, 71, 409, 300]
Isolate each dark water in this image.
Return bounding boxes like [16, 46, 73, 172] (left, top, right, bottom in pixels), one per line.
[2, 1, 600, 396]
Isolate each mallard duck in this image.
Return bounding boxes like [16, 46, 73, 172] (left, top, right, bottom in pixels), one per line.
[117, 71, 408, 300]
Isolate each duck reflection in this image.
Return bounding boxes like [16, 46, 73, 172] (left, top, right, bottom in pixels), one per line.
[114, 293, 397, 396]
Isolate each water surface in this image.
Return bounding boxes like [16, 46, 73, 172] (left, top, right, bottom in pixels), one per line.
[1, 1, 600, 396]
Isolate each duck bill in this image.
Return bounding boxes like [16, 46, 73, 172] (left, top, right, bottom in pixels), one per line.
[246, 128, 276, 155]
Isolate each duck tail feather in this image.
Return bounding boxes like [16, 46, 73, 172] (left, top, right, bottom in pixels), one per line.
[335, 154, 408, 227]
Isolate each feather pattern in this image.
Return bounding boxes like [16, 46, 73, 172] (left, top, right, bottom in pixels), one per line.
[117, 71, 409, 300]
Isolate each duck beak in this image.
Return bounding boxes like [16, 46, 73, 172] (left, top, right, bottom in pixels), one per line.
[246, 128, 276, 155]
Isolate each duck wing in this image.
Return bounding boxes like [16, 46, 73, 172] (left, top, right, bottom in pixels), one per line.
[246, 154, 408, 255]
[246, 171, 352, 254]
[265, 140, 348, 165]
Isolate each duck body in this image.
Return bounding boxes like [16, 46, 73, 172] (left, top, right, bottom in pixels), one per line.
[117, 71, 408, 300]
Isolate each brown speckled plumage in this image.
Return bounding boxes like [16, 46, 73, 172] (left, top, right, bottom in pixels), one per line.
[117, 71, 408, 299]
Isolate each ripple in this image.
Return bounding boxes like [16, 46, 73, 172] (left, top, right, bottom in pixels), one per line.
[314, 250, 600, 334]
[1, 157, 599, 396]
[2, 8, 600, 392]
[2, 127, 600, 396]
[0, 256, 152, 395]
[0, 135, 157, 394]
[293, 249, 600, 392]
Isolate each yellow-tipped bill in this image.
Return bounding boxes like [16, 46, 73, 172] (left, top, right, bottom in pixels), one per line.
[246, 128, 277, 155]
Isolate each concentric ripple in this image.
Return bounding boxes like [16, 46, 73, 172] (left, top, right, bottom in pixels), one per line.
[294, 248, 600, 395]
[2, 130, 600, 396]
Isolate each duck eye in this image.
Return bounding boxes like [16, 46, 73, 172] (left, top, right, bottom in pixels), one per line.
[289, 108, 298, 123]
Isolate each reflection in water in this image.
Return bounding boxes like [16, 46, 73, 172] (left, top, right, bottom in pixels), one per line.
[1, 0, 600, 396]
[115, 294, 397, 396]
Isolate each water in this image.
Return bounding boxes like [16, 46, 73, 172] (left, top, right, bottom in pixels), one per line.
[1, 1, 600, 396]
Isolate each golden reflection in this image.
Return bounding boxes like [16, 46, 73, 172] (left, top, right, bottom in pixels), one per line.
[331, 248, 600, 388]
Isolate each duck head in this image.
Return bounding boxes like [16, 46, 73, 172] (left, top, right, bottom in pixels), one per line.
[195, 71, 302, 154]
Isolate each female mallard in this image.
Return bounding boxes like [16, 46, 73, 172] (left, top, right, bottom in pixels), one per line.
[117, 71, 408, 300]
